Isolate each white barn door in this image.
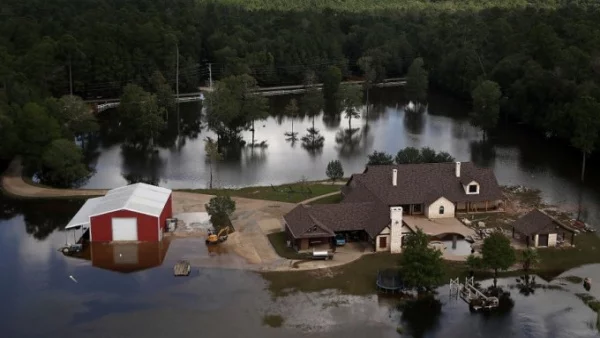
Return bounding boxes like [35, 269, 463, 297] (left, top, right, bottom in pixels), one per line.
[111, 218, 138, 241]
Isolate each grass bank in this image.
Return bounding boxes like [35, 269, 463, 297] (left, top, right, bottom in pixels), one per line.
[184, 183, 340, 203]
[262, 233, 600, 297]
[307, 192, 342, 204]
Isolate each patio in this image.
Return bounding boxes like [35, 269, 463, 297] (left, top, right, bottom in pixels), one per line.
[403, 216, 476, 238]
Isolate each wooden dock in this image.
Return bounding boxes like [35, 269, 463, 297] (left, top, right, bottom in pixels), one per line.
[173, 260, 191, 276]
[449, 277, 499, 311]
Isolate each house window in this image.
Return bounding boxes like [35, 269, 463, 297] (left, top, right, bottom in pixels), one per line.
[439, 206, 445, 215]
[468, 184, 478, 193]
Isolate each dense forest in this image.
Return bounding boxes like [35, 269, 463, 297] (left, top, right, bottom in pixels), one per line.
[1, 0, 600, 185]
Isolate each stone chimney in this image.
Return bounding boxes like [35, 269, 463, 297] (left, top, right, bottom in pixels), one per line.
[392, 169, 398, 186]
[455, 162, 461, 178]
[390, 206, 403, 253]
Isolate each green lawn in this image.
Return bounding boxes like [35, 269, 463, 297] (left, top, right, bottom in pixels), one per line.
[267, 231, 309, 260]
[261, 252, 468, 297]
[183, 183, 341, 203]
[201, 0, 559, 12]
[308, 192, 342, 205]
[535, 233, 600, 278]
[261, 233, 600, 297]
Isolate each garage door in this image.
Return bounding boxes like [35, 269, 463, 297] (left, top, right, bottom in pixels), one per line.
[538, 234, 549, 247]
[111, 218, 138, 241]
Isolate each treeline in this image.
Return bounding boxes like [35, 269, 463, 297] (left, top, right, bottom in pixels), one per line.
[2, 1, 600, 181]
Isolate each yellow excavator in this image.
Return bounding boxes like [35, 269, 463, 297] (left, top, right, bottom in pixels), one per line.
[206, 226, 232, 245]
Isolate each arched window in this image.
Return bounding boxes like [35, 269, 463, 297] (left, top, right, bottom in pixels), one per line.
[439, 205, 445, 215]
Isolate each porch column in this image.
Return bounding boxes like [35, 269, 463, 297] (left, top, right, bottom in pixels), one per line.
[485, 201, 488, 211]
[571, 232, 574, 246]
[512, 227, 515, 239]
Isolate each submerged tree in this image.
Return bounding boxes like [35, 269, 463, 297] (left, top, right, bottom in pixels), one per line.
[204, 136, 223, 189]
[39, 138, 89, 187]
[322, 65, 342, 101]
[406, 57, 429, 104]
[150, 70, 176, 117]
[339, 84, 363, 129]
[569, 95, 600, 182]
[470, 80, 501, 140]
[284, 98, 299, 141]
[401, 228, 444, 290]
[205, 74, 268, 145]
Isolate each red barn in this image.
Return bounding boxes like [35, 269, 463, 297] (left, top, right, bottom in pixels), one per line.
[66, 183, 173, 242]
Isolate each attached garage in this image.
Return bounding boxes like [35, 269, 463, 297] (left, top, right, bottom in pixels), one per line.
[66, 183, 173, 242]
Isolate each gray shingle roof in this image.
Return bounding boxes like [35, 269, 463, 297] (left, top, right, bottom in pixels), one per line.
[512, 209, 573, 236]
[346, 162, 503, 205]
[284, 162, 503, 241]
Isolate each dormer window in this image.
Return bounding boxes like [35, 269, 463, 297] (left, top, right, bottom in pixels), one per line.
[468, 184, 478, 193]
[463, 181, 480, 194]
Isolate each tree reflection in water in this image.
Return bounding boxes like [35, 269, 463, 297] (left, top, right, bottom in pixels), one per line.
[404, 111, 425, 135]
[335, 127, 362, 158]
[470, 139, 497, 167]
[120, 145, 165, 186]
[400, 294, 442, 338]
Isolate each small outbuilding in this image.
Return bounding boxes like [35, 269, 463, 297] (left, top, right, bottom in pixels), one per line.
[66, 183, 173, 242]
[511, 209, 575, 248]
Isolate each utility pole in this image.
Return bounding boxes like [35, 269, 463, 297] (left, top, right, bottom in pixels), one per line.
[209, 63, 213, 89]
[176, 42, 180, 135]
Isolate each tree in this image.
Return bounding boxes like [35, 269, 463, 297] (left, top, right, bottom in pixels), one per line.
[569, 96, 600, 182]
[284, 98, 299, 141]
[367, 151, 394, 165]
[401, 229, 444, 289]
[150, 71, 176, 116]
[57, 95, 99, 146]
[521, 248, 540, 272]
[16, 103, 62, 169]
[481, 232, 516, 287]
[394, 147, 455, 164]
[326, 160, 344, 183]
[204, 137, 223, 189]
[470, 80, 501, 140]
[119, 84, 166, 148]
[395, 147, 422, 164]
[466, 254, 484, 276]
[406, 57, 429, 103]
[39, 139, 89, 187]
[322, 65, 342, 101]
[339, 84, 363, 129]
[0, 107, 19, 159]
[205, 195, 236, 228]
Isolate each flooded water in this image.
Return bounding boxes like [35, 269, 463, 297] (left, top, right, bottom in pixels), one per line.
[1, 195, 599, 337]
[81, 88, 600, 227]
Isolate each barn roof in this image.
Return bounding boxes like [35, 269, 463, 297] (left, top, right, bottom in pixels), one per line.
[65, 183, 172, 229]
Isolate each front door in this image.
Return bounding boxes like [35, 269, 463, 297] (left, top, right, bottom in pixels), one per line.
[538, 234, 549, 247]
[379, 236, 387, 249]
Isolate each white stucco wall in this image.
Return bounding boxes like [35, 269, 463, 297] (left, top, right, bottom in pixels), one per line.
[534, 234, 539, 247]
[548, 233, 557, 247]
[425, 197, 455, 219]
[390, 206, 403, 253]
